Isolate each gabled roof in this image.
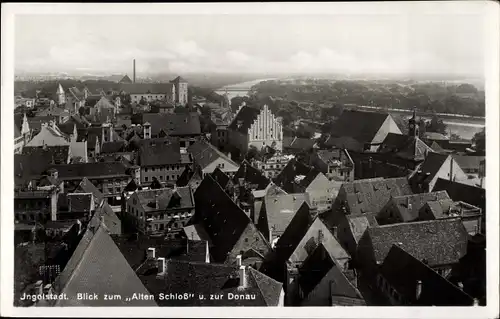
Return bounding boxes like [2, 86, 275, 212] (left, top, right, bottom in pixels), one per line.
[417, 152, 449, 180]
[379, 245, 474, 305]
[67, 193, 93, 213]
[261, 193, 311, 234]
[210, 167, 231, 189]
[363, 218, 468, 266]
[53, 225, 155, 306]
[380, 133, 434, 161]
[193, 175, 253, 263]
[133, 186, 194, 212]
[170, 76, 188, 83]
[338, 177, 413, 216]
[176, 165, 203, 188]
[329, 110, 391, 143]
[289, 216, 349, 265]
[233, 160, 270, 191]
[228, 105, 262, 134]
[388, 191, 451, 222]
[139, 141, 191, 167]
[101, 140, 127, 154]
[22, 145, 70, 165]
[430, 141, 446, 153]
[120, 82, 174, 94]
[119, 74, 133, 84]
[274, 159, 322, 193]
[283, 136, 315, 151]
[47, 162, 130, 180]
[187, 140, 238, 170]
[140, 112, 201, 136]
[151, 261, 282, 306]
[298, 243, 359, 300]
[345, 214, 378, 245]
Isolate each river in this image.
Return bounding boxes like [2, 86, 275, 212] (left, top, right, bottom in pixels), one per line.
[216, 79, 485, 140]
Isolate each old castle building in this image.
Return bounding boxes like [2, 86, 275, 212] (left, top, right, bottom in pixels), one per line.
[228, 104, 283, 159]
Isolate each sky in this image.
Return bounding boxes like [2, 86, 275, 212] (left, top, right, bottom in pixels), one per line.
[14, 4, 488, 77]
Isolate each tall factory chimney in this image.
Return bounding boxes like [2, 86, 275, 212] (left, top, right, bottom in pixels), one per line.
[133, 59, 136, 83]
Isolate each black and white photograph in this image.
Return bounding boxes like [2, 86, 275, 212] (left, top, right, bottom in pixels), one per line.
[1, 2, 499, 318]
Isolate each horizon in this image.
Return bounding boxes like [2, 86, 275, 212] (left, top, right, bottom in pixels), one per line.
[14, 4, 487, 79]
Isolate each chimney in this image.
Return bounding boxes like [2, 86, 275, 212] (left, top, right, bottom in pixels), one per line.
[416, 280, 422, 300]
[473, 298, 479, 306]
[147, 247, 156, 259]
[449, 157, 453, 181]
[239, 266, 247, 288]
[236, 254, 242, 267]
[155, 194, 159, 208]
[457, 282, 464, 290]
[205, 240, 210, 263]
[133, 59, 136, 83]
[157, 257, 166, 275]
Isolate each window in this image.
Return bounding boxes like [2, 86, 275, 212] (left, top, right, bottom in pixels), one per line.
[166, 176, 169, 181]
[160, 176, 163, 180]
[152, 167, 155, 172]
[108, 188, 113, 193]
[145, 177, 149, 182]
[145, 168, 148, 172]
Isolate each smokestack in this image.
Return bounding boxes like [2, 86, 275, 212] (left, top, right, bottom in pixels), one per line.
[133, 59, 136, 83]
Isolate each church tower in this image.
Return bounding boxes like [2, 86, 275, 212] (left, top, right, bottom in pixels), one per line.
[409, 107, 419, 137]
[56, 83, 66, 106]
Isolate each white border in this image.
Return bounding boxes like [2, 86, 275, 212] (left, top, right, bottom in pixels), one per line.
[1, 2, 499, 318]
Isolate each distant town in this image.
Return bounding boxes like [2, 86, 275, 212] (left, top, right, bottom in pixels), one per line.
[13, 58, 486, 307]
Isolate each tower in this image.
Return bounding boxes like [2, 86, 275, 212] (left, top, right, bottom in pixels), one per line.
[409, 107, 419, 137]
[170, 76, 188, 106]
[56, 83, 66, 105]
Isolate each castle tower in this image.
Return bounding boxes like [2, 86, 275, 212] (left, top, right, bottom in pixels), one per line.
[170, 76, 188, 106]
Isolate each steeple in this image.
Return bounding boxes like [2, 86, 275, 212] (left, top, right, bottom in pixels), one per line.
[409, 107, 419, 137]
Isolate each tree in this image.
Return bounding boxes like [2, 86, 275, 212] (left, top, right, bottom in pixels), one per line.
[139, 97, 147, 106]
[245, 145, 261, 162]
[473, 128, 486, 153]
[426, 115, 448, 135]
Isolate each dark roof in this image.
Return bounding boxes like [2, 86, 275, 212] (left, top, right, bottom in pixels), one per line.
[417, 152, 449, 180]
[85, 95, 102, 107]
[176, 165, 203, 188]
[22, 145, 69, 165]
[193, 175, 253, 263]
[233, 160, 270, 191]
[170, 76, 188, 83]
[387, 191, 451, 222]
[329, 110, 391, 143]
[210, 167, 231, 188]
[363, 218, 468, 266]
[380, 133, 434, 161]
[452, 155, 485, 171]
[228, 105, 262, 134]
[283, 136, 316, 151]
[133, 187, 194, 212]
[67, 193, 93, 212]
[52, 225, 155, 306]
[120, 82, 174, 94]
[151, 261, 281, 306]
[74, 178, 103, 205]
[433, 178, 485, 214]
[274, 159, 321, 193]
[345, 214, 378, 245]
[140, 112, 201, 136]
[113, 236, 210, 271]
[47, 162, 130, 180]
[379, 245, 474, 305]
[15, 153, 57, 186]
[139, 141, 192, 167]
[338, 177, 413, 216]
[299, 243, 362, 303]
[265, 202, 313, 276]
[101, 140, 127, 154]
